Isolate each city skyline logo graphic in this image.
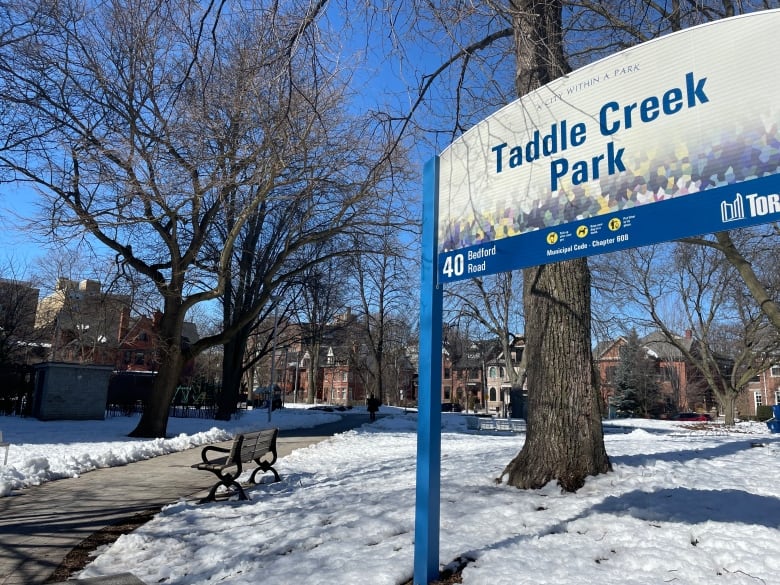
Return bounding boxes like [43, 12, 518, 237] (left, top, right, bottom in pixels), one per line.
[721, 193, 745, 223]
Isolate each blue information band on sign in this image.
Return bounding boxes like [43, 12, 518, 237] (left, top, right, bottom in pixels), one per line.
[439, 176, 780, 284]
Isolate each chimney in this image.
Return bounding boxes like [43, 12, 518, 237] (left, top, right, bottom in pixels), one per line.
[685, 329, 692, 339]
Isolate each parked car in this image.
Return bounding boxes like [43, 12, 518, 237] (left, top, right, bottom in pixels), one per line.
[441, 402, 463, 412]
[672, 412, 712, 422]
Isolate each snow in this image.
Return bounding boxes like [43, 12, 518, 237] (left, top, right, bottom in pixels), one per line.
[2, 407, 779, 585]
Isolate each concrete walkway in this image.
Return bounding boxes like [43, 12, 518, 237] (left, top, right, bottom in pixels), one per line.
[0, 415, 370, 585]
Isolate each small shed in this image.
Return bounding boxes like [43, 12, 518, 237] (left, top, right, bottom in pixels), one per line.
[32, 362, 114, 420]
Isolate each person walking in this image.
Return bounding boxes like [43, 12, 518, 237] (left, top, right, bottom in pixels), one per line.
[367, 394, 380, 422]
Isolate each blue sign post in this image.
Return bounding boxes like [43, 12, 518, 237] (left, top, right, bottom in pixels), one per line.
[414, 156, 443, 585]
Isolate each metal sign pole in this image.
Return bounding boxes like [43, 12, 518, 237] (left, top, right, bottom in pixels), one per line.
[414, 156, 443, 584]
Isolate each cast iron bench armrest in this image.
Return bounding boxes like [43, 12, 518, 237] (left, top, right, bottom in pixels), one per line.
[199, 444, 232, 464]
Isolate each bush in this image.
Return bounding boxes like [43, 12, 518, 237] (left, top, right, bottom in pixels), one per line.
[756, 405, 774, 421]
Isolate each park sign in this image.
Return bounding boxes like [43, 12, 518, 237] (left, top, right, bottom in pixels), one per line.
[415, 12, 780, 582]
[436, 9, 780, 284]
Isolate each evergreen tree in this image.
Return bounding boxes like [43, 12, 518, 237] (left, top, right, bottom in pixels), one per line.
[613, 330, 661, 417]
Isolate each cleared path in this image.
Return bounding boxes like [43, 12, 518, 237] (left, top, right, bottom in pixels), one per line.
[0, 414, 370, 585]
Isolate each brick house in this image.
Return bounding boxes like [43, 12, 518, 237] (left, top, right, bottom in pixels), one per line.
[595, 330, 713, 416]
[247, 317, 368, 407]
[254, 311, 416, 408]
[441, 343, 488, 412]
[31, 279, 198, 381]
[441, 336, 524, 415]
[737, 364, 780, 418]
[302, 342, 414, 408]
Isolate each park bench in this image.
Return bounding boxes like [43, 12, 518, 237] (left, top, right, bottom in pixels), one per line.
[509, 419, 526, 432]
[465, 416, 496, 431]
[465, 416, 498, 431]
[192, 428, 281, 503]
[464, 416, 526, 433]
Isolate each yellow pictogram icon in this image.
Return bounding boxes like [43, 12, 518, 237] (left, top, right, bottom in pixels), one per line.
[576, 225, 589, 238]
[608, 218, 622, 232]
[546, 231, 559, 245]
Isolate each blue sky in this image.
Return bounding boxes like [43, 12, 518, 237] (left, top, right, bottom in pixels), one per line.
[0, 183, 46, 269]
[0, 5, 427, 274]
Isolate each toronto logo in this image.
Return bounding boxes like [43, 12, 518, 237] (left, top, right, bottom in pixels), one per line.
[721, 192, 780, 223]
[720, 193, 744, 222]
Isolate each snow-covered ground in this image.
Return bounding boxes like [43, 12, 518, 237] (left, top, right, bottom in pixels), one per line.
[1, 407, 779, 585]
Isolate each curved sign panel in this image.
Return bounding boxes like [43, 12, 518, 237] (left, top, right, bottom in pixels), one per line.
[436, 10, 780, 283]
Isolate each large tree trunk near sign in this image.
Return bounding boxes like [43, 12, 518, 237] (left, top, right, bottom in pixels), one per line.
[498, 0, 610, 491]
[500, 260, 610, 490]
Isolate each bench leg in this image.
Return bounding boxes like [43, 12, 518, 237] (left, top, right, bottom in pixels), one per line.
[248, 463, 280, 485]
[199, 475, 248, 503]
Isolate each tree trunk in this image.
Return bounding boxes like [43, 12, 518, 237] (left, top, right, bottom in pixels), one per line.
[502, 261, 610, 490]
[216, 331, 249, 420]
[714, 231, 780, 333]
[723, 393, 736, 426]
[709, 382, 737, 426]
[498, 0, 611, 492]
[128, 311, 186, 438]
[306, 342, 321, 403]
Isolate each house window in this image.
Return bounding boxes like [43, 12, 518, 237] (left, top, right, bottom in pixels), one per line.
[341, 371, 348, 382]
[444, 386, 451, 400]
[443, 367, 451, 379]
[605, 366, 617, 383]
[489, 387, 496, 401]
[489, 366, 497, 378]
[500, 367, 506, 378]
[771, 365, 780, 377]
[775, 390, 780, 405]
[135, 351, 145, 365]
[755, 392, 763, 410]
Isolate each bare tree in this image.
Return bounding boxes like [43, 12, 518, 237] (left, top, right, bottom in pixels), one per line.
[31, 248, 136, 362]
[683, 229, 780, 335]
[378, 315, 416, 406]
[0, 1, 399, 437]
[359, 0, 613, 490]
[294, 255, 349, 404]
[596, 243, 780, 424]
[0, 258, 40, 365]
[446, 272, 525, 404]
[347, 220, 418, 404]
